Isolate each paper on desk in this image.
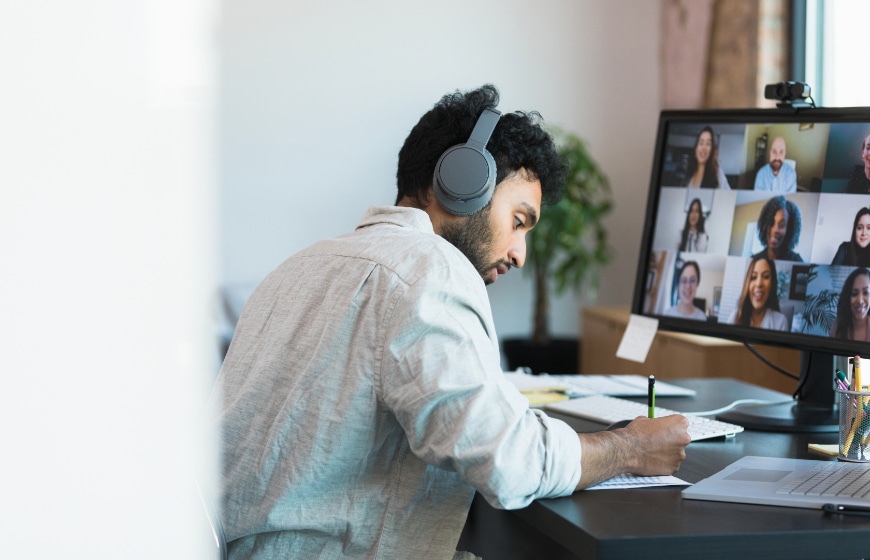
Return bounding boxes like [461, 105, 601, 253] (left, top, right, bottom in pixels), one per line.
[502, 371, 571, 408]
[503, 371, 570, 392]
[808, 443, 839, 457]
[616, 314, 658, 363]
[521, 391, 570, 407]
[586, 474, 689, 490]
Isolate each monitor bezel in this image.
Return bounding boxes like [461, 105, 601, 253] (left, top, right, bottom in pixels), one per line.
[631, 105, 870, 359]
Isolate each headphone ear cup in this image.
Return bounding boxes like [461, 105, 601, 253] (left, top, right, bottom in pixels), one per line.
[432, 108, 501, 216]
[433, 144, 496, 216]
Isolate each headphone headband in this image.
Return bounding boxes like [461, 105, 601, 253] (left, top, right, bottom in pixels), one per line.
[466, 108, 501, 150]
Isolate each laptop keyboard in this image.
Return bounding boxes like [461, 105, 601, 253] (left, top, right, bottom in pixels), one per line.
[546, 394, 744, 442]
[777, 461, 870, 498]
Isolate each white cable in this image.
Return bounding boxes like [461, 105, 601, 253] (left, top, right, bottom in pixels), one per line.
[690, 398, 794, 417]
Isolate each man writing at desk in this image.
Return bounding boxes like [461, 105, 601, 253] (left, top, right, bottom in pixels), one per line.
[211, 84, 690, 559]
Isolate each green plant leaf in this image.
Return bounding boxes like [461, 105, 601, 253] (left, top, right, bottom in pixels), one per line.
[527, 129, 613, 342]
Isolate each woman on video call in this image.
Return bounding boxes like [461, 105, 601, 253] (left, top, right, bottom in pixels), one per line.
[678, 198, 708, 253]
[752, 195, 803, 262]
[830, 267, 870, 342]
[664, 260, 707, 320]
[684, 126, 730, 189]
[831, 207, 870, 267]
[727, 256, 789, 330]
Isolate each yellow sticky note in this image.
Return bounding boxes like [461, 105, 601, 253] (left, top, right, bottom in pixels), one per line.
[522, 391, 570, 407]
[808, 443, 838, 457]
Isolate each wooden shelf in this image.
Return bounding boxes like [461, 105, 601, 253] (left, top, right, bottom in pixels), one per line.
[580, 306, 800, 395]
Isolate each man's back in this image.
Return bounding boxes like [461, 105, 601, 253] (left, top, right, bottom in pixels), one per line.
[212, 207, 581, 559]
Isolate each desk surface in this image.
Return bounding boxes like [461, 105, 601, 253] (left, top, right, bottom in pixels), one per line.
[459, 378, 870, 560]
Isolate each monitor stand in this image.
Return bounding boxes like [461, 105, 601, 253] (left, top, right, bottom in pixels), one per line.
[716, 351, 840, 433]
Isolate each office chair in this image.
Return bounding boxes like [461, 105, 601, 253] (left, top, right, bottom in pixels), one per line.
[197, 477, 228, 560]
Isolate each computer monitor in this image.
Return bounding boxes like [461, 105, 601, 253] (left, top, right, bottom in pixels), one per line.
[631, 105, 870, 432]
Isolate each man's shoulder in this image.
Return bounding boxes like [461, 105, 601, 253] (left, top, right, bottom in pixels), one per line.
[298, 218, 476, 289]
[754, 165, 772, 187]
[779, 164, 798, 191]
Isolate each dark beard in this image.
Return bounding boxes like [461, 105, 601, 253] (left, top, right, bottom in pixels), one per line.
[440, 205, 501, 284]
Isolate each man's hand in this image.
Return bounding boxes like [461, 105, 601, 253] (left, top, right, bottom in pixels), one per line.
[575, 415, 690, 490]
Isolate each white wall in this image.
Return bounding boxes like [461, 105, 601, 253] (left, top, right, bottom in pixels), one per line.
[2, 1, 217, 557]
[219, 0, 664, 345]
[0, 1, 662, 554]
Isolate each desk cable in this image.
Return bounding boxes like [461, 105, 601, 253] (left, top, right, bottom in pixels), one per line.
[689, 398, 795, 417]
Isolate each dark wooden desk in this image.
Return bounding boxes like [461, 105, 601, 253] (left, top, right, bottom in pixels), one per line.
[458, 379, 870, 560]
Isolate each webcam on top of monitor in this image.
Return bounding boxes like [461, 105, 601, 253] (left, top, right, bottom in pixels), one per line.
[764, 81, 815, 110]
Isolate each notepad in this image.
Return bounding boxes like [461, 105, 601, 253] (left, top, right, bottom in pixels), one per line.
[588, 474, 689, 490]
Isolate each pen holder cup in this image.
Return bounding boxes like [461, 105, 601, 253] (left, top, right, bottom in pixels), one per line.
[837, 388, 870, 462]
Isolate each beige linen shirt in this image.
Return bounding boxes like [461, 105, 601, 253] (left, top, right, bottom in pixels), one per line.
[213, 206, 582, 559]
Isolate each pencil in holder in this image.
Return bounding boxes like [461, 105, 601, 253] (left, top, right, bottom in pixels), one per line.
[837, 388, 870, 462]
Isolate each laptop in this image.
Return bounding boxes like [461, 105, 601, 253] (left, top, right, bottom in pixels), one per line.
[682, 455, 870, 510]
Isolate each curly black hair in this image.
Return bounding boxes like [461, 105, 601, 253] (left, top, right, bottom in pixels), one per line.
[395, 84, 565, 208]
[756, 195, 802, 254]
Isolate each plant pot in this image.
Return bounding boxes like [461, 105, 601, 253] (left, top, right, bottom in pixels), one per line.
[502, 337, 580, 375]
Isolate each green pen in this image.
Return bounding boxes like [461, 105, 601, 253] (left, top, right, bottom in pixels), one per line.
[648, 375, 656, 419]
[837, 370, 850, 391]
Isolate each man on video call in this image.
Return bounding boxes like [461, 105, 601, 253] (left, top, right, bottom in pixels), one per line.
[211, 84, 690, 559]
[754, 136, 797, 192]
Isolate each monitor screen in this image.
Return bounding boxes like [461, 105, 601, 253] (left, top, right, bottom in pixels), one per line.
[631, 106, 870, 432]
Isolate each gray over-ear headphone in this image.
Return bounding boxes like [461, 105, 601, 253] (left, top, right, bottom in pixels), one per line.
[433, 107, 502, 216]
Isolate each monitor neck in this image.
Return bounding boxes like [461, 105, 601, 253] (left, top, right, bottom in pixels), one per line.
[716, 351, 842, 433]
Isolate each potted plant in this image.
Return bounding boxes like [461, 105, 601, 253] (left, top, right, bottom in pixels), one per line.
[503, 130, 613, 374]
[800, 265, 838, 336]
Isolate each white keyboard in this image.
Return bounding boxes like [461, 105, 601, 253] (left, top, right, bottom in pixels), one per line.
[545, 394, 744, 442]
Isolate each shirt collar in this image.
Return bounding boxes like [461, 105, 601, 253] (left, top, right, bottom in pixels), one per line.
[356, 206, 434, 234]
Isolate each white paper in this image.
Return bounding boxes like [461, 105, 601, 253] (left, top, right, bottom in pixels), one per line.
[615, 314, 659, 363]
[502, 371, 570, 392]
[586, 474, 689, 490]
